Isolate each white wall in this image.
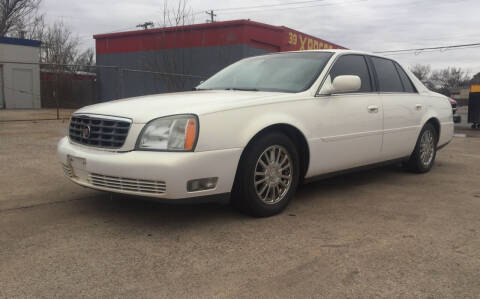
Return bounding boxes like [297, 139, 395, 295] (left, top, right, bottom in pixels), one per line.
[0, 43, 41, 109]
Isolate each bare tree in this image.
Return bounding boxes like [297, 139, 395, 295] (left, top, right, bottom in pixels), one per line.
[42, 20, 80, 65]
[411, 64, 431, 83]
[22, 11, 44, 40]
[410, 64, 472, 95]
[0, 0, 41, 37]
[410, 64, 435, 90]
[39, 21, 83, 118]
[430, 67, 470, 96]
[470, 72, 480, 85]
[75, 48, 95, 71]
[147, 0, 197, 92]
[160, 0, 195, 27]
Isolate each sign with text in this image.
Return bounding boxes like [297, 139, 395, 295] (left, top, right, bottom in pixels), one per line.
[285, 31, 340, 51]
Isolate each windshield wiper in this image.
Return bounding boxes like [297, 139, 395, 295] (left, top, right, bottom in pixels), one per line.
[224, 87, 259, 91]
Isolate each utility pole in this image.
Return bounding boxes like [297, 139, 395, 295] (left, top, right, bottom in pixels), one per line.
[136, 21, 154, 30]
[205, 10, 216, 23]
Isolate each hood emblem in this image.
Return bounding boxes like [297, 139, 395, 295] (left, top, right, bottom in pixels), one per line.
[82, 125, 91, 139]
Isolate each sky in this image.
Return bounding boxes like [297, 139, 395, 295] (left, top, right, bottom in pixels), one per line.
[40, 0, 480, 75]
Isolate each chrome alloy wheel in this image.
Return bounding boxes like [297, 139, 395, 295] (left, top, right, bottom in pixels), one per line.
[419, 129, 435, 167]
[254, 145, 293, 205]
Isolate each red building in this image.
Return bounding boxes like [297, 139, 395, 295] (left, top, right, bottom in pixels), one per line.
[94, 19, 346, 101]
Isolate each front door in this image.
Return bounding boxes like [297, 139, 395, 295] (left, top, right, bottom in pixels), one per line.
[307, 54, 383, 176]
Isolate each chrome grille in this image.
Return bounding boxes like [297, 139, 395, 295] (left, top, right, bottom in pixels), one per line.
[69, 115, 131, 149]
[89, 173, 166, 194]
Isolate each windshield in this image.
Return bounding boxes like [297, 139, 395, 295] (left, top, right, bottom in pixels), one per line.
[197, 52, 333, 93]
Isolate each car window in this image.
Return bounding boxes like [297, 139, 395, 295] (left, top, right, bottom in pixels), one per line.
[329, 55, 372, 92]
[197, 52, 333, 93]
[371, 57, 404, 92]
[394, 62, 417, 93]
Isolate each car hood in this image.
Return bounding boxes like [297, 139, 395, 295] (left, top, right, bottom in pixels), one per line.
[75, 90, 293, 123]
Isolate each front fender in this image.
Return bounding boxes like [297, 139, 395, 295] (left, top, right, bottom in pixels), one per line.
[195, 106, 310, 152]
[237, 112, 310, 148]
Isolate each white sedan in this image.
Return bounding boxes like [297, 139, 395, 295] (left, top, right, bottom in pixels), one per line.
[57, 50, 454, 217]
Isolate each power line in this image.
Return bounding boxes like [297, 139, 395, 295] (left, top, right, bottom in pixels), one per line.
[216, 0, 462, 15]
[193, 0, 327, 15]
[209, 0, 327, 12]
[198, 0, 366, 16]
[374, 42, 480, 54]
[219, 0, 366, 15]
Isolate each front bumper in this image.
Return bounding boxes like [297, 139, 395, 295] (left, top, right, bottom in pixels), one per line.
[57, 137, 242, 200]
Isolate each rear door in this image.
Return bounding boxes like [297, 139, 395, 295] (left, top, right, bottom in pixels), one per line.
[309, 54, 383, 175]
[369, 56, 423, 160]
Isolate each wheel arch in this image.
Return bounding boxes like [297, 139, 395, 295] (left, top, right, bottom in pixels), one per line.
[423, 116, 441, 144]
[236, 123, 310, 183]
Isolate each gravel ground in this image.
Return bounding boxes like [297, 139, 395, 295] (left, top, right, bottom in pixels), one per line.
[1, 116, 479, 298]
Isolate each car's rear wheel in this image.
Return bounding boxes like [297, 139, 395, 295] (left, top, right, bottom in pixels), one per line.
[405, 123, 437, 173]
[232, 132, 300, 217]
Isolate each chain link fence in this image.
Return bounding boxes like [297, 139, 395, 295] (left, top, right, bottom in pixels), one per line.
[0, 61, 207, 122]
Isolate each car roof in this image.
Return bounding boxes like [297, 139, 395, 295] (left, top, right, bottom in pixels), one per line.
[283, 49, 391, 59]
[274, 49, 431, 94]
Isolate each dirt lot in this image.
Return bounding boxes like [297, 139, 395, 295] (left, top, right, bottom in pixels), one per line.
[1, 113, 480, 298]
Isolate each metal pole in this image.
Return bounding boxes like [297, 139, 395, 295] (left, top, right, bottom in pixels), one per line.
[55, 70, 59, 120]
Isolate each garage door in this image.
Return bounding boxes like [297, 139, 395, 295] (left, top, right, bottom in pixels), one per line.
[12, 68, 34, 108]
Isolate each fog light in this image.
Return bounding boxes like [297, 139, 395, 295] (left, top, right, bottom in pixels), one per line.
[187, 177, 218, 192]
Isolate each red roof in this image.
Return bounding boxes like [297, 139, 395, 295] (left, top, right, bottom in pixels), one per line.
[94, 19, 346, 54]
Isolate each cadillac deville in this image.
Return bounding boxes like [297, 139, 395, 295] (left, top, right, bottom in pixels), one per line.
[57, 50, 454, 217]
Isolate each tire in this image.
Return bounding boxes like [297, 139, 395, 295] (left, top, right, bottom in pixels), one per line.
[404, 123, 437, 173]
[232, 132, 300, 217]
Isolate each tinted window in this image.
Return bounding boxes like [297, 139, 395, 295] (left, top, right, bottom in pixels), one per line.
[330, 55, 372, 92]
[371, 57, 403, 92]
[394, 63, 416, 93]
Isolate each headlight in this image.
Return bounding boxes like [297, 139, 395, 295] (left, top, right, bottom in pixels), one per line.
[136, 114, 198, 151]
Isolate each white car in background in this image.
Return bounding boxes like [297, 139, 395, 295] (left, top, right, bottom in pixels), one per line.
[57, 50, 454, 217]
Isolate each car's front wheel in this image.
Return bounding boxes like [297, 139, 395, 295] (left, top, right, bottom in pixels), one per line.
[232, 132, 300, 217]
[405, 123, 437, 173]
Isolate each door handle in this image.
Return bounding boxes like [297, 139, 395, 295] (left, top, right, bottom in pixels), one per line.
[415, 104, 423, 110]
[367, 105, 379, 113]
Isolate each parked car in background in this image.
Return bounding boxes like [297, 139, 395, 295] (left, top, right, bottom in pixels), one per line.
[57, 50, 454, 217]
[448, 97, 461, 123]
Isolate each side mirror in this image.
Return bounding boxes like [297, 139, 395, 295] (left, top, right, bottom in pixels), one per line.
[329, 75, 361, 94]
